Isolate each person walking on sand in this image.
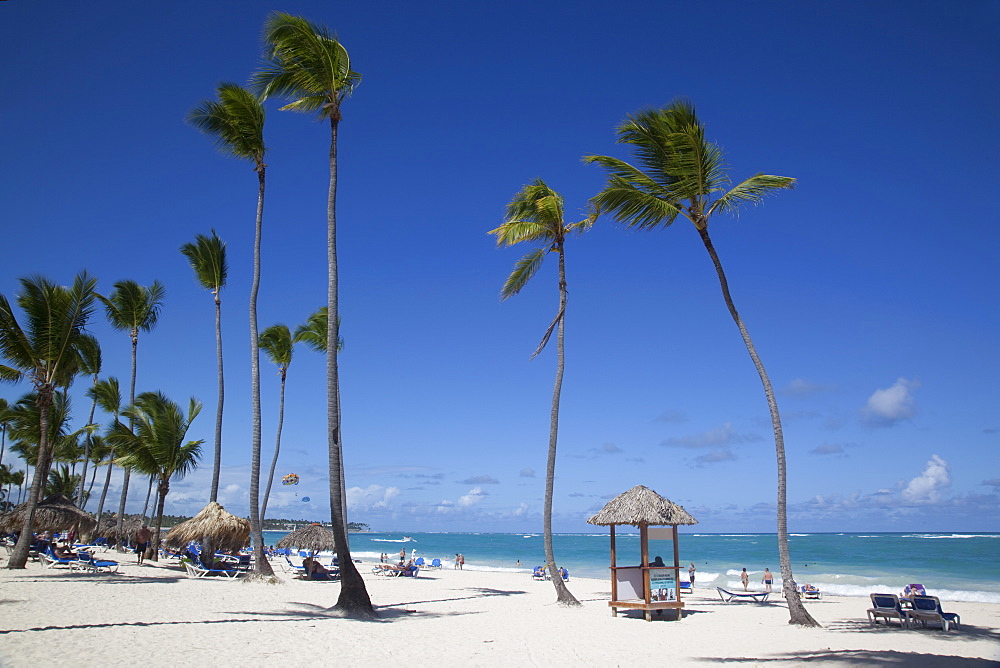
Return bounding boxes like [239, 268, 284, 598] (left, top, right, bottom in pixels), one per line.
[740, 567, 749, 590]
[688, 562, 696, 588]
[135, 525, 151, 565]
[762, 568, 773, 592]
[454, 553, 461, 569]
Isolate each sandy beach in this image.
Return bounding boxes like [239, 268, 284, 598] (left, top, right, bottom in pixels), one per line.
[1, 555, 997, 667]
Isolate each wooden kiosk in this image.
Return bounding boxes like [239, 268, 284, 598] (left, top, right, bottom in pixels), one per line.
[587, 485, 698, 622]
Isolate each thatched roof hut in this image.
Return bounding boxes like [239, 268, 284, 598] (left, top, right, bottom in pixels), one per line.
[0, 494, 97, 534]
[587, 485, 697, 527]
[276, 523, 336, 553]
[93, 515, 143, 540]
[162, 501, 250, 553]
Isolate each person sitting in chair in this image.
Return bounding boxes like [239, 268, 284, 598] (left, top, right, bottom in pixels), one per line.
[53, 543, 78, 560]
[302, 556, 331, 580]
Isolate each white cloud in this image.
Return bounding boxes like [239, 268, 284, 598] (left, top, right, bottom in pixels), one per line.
[901, 455, 950, 504]
[346, 484, 401, 510]
[519, 468, 535, 478]
[662, 422, 761, 448]
[458, 487, 487, 507]
[862, 377, 919, 427]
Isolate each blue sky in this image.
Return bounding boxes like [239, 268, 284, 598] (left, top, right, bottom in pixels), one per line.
[1, 1, 997, 533]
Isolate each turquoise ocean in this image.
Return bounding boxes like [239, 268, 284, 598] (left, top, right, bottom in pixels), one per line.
[262, 530, 1000, 604]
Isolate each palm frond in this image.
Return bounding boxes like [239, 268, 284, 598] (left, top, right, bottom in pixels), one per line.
[100, 279, 166, 334]
[489, 220, 550, 247]
[500, 248, 546, 301]
[293, 307, 343, 353]
[590, 177, 684, 229]
[180, 230, 228, 293]
[259, 323, 293, 368]
[253, 12, 360, 118]
[530, 306, 564, 359]
[709, 173, 796, 217]
[187, 84, 265, 163]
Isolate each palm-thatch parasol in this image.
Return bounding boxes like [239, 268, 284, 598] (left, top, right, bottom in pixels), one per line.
[93, 514, 143, 540]
[276, 523, 337, 554]
[0, 494, 97, 534]
[587, 485, 698, 527]
[162, 501, 250, 553]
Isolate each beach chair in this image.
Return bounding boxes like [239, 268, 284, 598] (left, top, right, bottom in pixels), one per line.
[41, 546, 76, 568]
[532, 566, 547, 580]
[717, 587, 769, 603]
[679, 580, 693, 593]
[800, 585, 821, 599]
[414, 557, 425, 567]
[867, 593, 910, 628]
[429, 558, 442, 569]
[71, 551, 120, 573]
[283, 555, 306, 575]
[183, 557, 241, 578]
[399, 565, 419, 578]
[908, 595, 961, 632]
[559, 567, 570, 581]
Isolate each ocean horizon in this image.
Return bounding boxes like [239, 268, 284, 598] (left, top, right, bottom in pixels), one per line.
[261, 530, 1000, 604]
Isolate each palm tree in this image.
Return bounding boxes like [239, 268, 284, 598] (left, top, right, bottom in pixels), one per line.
[108, 391, 203, 562]
[83, 434, 111, 509]
[258, 324, 293, 520]
[188, 83, 271, 577]
[180, 230, 229, 503]
[489, 179, 595, 606]
[100, 279, 165, 548]
[0, 397, 10, 469]
[292, 307, 346, 524]
[46, 464, 81, 498]
[89, 377, 121, 524]
[75, 335, 102, 508]
[0, 272, 98, 569]
[585, 99, 817, 626]
[254, 12, 370, 615]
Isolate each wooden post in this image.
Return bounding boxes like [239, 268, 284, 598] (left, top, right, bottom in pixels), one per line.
[609, 525, 617, 617]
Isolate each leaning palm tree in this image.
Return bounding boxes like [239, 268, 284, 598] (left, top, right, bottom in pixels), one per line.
[258, 323, 293, 519]
[75, 335, 102, 508]
[489, 179, 595, 606]
[83, 434, 111, 510]
[180, 229, 229, 503]
[585, 99, 817, 626]
[100, 279, 165, 548]
[187, 83, 271, 577]
[253, 12, 371, 616]
[0, 397, 10, 469]
[0, 272, 98, 569]
[108, 391, 203, 562]
[89, 377, 121, 524]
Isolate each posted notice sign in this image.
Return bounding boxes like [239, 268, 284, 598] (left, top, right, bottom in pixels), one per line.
[650, 571, 677, 602]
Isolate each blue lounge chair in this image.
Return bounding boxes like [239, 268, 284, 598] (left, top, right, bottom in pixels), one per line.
[717, 587, 769, 603]
[532, 566, 547, 580]
[909, 595, 961, 631]
[414, 557, 425, 567]
[429, 558, 442, 569]
[867, 593, 909, 627]
[41, 546, 76, 568]
[399, 565, 419, 577]
[559, 567, 570, 581]
[183, 556, 241, 578]
[284, 555, 306, 575]
[71, 551, 120, 573]
[800, 585, 821, 599]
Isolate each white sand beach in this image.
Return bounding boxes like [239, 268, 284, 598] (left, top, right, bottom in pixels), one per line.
[1, 555, 997, 667]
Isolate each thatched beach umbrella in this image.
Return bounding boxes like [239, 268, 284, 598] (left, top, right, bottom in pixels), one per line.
[0, 494, 97, 534]
[276, 523, 336, 554]
[587, 485, 697, 622]
[94, 514, 142, 539]
[162, 501, 250, 553]
[587, 485, 698, 527]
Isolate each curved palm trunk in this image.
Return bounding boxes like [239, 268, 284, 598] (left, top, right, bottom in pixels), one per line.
[210, 289, 224, 502]
[95, 449, 115, 523]
[76, 392, 98, 507]
[248, 166, 275, 578]
[544, 249, 579, 605]
[140, 475, 154, 522]
[260, 367, 287, 519]
[84, 455, 101, 509]
[8, 390, 53, 569]
[327, 115, 374, 617]
[697, 226, 818, 627]
[116, 334, 139, 549]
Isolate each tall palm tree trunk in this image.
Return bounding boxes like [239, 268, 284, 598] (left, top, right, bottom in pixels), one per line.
[84, 455, 101, 509]
[115, 335, 138, 549]
[141, 475, 154, 522]
[76, 394, 98, 507]
[697, 226, 818, 626]
[210, 288, 224, 502]
[544, 250, 579, 605]
[151, 480, 168, 563]
[326, 115, 373, 616]
[260, 367, 286, 519]
[248, 167, 274, 578]
[8, 390, 53, 569]
[95, 450, 115, 522]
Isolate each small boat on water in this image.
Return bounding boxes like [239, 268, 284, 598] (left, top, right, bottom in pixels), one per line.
[371, 536, 416, 543]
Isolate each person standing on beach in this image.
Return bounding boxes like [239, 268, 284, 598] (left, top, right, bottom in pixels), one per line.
[762, 568, 773, 592]
[688, 562, 696, 587]
[740, 568, 749, 590]
[399, 548, 406, 563]
[454, 553, 460, 569]
[135, 525, 151, 565]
